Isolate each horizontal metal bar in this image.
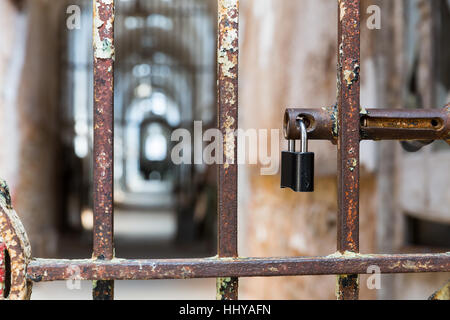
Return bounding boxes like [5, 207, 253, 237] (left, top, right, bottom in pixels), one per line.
[27, 253, 450, 282]
[284, 106, 450, 142]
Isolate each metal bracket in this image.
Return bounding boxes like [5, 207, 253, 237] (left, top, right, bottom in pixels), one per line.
[284, 105, 450, 149]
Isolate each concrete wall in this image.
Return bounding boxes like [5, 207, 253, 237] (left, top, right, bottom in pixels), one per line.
[238, 0, 377, 299]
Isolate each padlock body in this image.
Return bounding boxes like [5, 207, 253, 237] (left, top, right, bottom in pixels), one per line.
[281, 151, 314, 192]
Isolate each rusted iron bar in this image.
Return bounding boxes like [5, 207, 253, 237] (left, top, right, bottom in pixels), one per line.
[337, 0, 360, 300]
[0, 239, 5, 298]
[93, 0, 115, 300]
[284, 107, 450, 142]
[217, 0, 239, 300]
[26, 253, 450, 282]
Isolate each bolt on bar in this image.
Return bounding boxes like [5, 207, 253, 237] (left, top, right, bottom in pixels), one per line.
[337, 0, 360, 300]
[93, 0, 115, 300]
[217, 0, 239, 300]
[284, 107, 450, 142]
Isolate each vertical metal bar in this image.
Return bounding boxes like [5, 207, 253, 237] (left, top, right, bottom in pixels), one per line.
[217, 0, 239, 300]
[93, 0, 115, 300]
[336, 0, 360, 300]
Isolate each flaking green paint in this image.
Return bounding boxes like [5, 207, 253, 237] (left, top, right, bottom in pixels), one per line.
[216, 277, 236, 300]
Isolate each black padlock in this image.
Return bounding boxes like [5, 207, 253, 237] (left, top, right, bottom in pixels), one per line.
[281, 118, 314, 192]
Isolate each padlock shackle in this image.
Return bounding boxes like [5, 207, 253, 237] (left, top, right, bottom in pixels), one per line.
[297, 117, 308, 153]
[288, 140, 295, 152]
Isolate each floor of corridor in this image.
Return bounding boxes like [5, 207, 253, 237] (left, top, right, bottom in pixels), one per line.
[31, 209, 217, 300]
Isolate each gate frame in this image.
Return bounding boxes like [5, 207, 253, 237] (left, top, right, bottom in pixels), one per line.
[0, 0, 449, 300]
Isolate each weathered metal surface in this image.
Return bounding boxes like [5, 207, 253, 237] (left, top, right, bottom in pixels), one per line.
[217, 0, 239, 300]
[217, 277, 238, 300]
[284, 107, 450, 143]
[0, 238, 5, 298]
[26, 253, 450, 282]
[284, 106, 337, 142]
[0, 180, 32, 300]
[337, 0, 361, 300]
[93, 0, 115, 300]
[429, 280, 450, 300]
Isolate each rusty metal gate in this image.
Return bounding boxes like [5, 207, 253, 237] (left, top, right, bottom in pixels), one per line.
[0, 0, 449, 300]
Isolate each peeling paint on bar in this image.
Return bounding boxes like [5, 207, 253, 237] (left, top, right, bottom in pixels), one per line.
[339, 0, 347, 21]
[216, 277, 238, 300]
[223, 114, 235, 169]
[93, 0, 115, 60]
[217, 0, 239, 301]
